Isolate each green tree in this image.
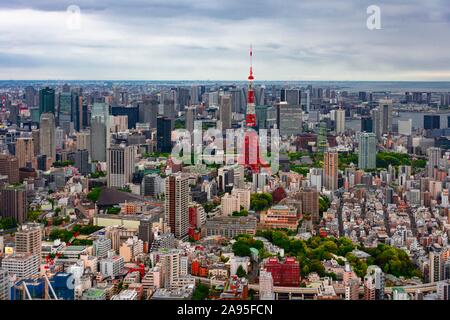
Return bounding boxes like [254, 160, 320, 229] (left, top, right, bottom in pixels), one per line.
[236, 265, 247, 278]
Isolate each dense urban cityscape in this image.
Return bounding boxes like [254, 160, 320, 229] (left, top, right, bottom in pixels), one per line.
[1, 55, 450, 301]
[1, 0, 450, 306]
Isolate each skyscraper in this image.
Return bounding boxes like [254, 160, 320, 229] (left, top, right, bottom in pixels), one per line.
[276, 102, 303, 136]
[379, 99, 393, 134]
[219, 94, 232, 130]
[361, 116, 373, 133]
[138, 99, 159, 129]
[15, 137, 34, 168]
[39, 87, 55, 116]
[58, 91, 72, 134]
[424, 115, 440, 130]
[90, 116, 108, 162]
[39, 112, 56, 162]
[107, 145, 136, 188]
[324, 151, 338, 191]
[0, 154, 20, 184]
[0, 184, 27, 224]
[157, 116, 173, 153]
[427, 147, 442, 178]
[358, 132, 377, 170]
[185, 106, 196, 133]
[281, 89, 301, 106]
[335, 108, 345, 134]
[164, 174, 189, 239]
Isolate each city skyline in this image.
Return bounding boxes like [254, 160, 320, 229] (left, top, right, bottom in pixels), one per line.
[1, 0, 450, 81]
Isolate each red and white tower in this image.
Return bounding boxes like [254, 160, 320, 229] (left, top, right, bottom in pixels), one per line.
[239, 46, 269, 173]
[245, 45, 256, 128]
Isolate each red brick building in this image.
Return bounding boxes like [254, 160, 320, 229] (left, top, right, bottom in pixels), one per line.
[264, 257, 300, 287]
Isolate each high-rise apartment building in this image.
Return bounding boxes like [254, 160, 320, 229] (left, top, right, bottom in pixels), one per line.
[164, 174, 189, 239]
[358, 132, 377, 170]
[324, 151, 339, 191]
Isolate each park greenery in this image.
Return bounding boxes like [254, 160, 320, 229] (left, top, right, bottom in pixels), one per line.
[236, 265, 247, 278]
[289, 150, 427, 175]
[203, 202, 219, 213]
[49, 224, 103, 243]
[232, 234, 271, 259]
[87, 187, 102, 202]
[90, 171, 106, 179]
[250, 193, 272, 211]
[52, 160, 74, 168]
[0, 217, 17, 230]
[255, 230, 421, 280]
[192, 282, 210, 300]
[106, 207, 121, 214]
[232, 209, 249, 217]
[319, 196, 331, 216]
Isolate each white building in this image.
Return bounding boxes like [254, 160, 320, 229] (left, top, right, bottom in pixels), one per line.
[1, 254, 40, 279]
[99, 252, 124, 278]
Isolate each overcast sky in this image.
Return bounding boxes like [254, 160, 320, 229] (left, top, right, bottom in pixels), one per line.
[0, 0, 450, 81]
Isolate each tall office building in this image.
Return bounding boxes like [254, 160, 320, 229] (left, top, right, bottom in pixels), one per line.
[164, 174, 189, 239]
[15, 223, 42, 261]
[185, 106, 196, 133]
[0, 154, 20, 184]
[58, 91, 72, 134]
[39, 87, 55, 116]
[219, 94, 232, 130]
[427, 147, 442, 178]
[281, 89, 301, 106]
[276, 102, 303, 136]
[15, 137, 34, 168]
[424, 115, 440, 130]
[361, 116, 373, 133]
[379, 99, 393, 134]
[358, 132, 377, 170]
[255, 105, 269, 130]
[67, 149, 90, 175]
[324, 151, 339, 191]
[0, 185, 27, 224]
[90, 116, 108, 162]
[157, 117, 174, 153]
[39, 112, 56, 162]
[335, 108, 345, 134]
[107, 145, 136, 188]
[138, 99, 159, 129]
[25, 86, 37, 107]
